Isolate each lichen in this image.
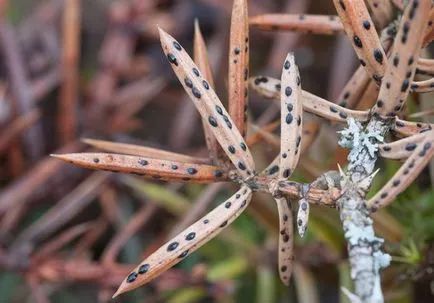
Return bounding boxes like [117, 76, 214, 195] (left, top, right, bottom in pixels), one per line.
[338, 118, 384, 164]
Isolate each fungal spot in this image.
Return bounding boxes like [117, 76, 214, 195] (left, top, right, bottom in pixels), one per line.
[238, 161, 246, 170]
[93, 158, 100, 163]
[283, 169, 291, 178]
[373, 49, 383, 64]
[186, 232, 196, 241]
[167, 242, 179, 251]
[330, 106, 338, 113]
[202, 80, 209, 90]
[283, 234, 290, 242]
[386, 82, 391, 89]
[178, 250, 189, 258]
[380, 192, 388, 199]
[360, 59, 366, 66]
[383, 146, 391, 152]
[167, 53, 178, 66]
[138, 159, 148, 166]
[296, 76, 301, 86]
[301, 202, 307, 211]
[275, 84, 281, 91]
[287, 104, 293, 112]
[286, 113, 293, 124]
[284, 60, 290, 70]
[401, 80, 409, 92]
[281, 266, 287, 272]
[376, 100, 383, 108]
[208, 116, 218, 127]
[339, 0, 346, 10]
[127, 272, 138, 283]
[215, 105, 223, 115]
[296, 136, 301, 147]
[173, 41, 182, 51]
[405, 143, 417, 151]
[228, 145, 236, 154]
[408, 56, 414, 65]
[285, 86, 292, 97]
[353, 35, 363, 48]
[339, 111, 348, 119]
[269, 165, 279, 175]
[219, 221, 228, 228]
[254, 76, 268, 85]
[392, 180, 400, 187]
[297, 219, 302, 226]
[192, 87, 202, 98]
[223, 115, 233, 129]
[171, 164, 178, 170]
[187, 167, 198, 175]
[236, 194, 241, 199]
[244, 68, 248, 81]
[373, 74, 382, 83]
[192, 68, 200, 76]
[203, 219, 209, 224]
[214, 170, 223, 178]
[393, 56, 399, 67]
[184, 78, 193, 89]
[283, 214, 288, 221]
[138, 264, 150, 274]
[297, 116, 301, 126]
[234, 47, 241, 55]
[225, 202, 232, 208]
[363, 20, 371, 30]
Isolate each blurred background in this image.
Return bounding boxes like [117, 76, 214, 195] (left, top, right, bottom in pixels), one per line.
[0, 0, 433, 302]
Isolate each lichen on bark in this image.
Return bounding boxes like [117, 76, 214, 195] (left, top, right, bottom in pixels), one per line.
[337, 117, 391, 303]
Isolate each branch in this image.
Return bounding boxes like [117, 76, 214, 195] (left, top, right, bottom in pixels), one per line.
[337, 118, 391, 302]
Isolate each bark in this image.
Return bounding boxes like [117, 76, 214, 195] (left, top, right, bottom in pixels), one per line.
[337, 118, 392, 303]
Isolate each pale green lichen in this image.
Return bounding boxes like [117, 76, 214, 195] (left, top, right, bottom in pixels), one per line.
[338, 118, 384, 164]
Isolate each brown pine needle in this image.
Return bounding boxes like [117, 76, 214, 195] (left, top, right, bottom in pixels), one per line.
[416, 58, 434, 76]
[365, 0, 394, 29]
[409, 108, 434, 118]
[336, 65, 370, 108]
[250, 124, 279, 148]
[194, 20, 223, 164]
[113, 186, 252, 298]
[158, 28, 255, 178]
[249, 14, 344, 35]
[51, 153, 228, 183]
[58, 0, 81, 144]
[246, 120, 280, 146]
[228, 0, 249, 137]
[31, 222, 91, 264]
[279, 53, 302, 180]
[379, 133, 426, 159]
[274, 197, 294, 285]
[373, 0, 431, 117]
[82, 138, 209, 164]
[422, 6, 434, 47]
[368, 130, 434, 210]
[0, 109, 41, 154]
[333, 0, 386, 82]
[393, 118, 433, 137]
[249, 76, 369, 122]
[410, 77, 434, 93]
